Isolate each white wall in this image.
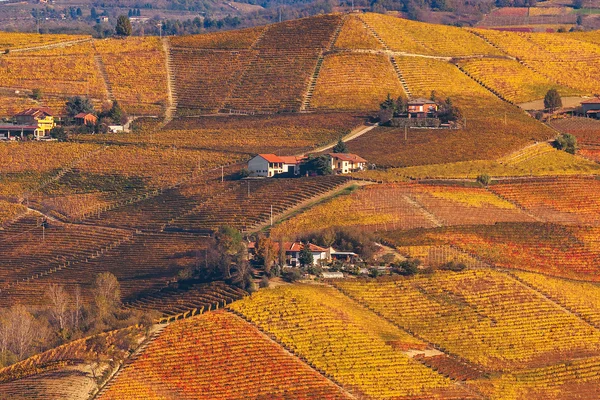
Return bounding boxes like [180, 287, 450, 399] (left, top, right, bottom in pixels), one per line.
[248, 156, 269, 177]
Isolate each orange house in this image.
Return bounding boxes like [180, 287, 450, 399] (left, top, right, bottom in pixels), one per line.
[74, 113, 98, 126]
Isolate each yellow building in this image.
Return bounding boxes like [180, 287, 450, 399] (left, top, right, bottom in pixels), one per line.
[13, 107, 56, 139]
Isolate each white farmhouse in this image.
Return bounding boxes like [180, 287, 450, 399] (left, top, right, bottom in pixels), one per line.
[248, 154, 304, 177]
[328, 153, 367, 174]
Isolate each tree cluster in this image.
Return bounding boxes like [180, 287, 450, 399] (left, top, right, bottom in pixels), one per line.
[0, 273, 153, 367]
[300, 154, 332, 176]
[190, 226, 256, 292]
[437, 97, 462, 124]
[555, 133, 577, 155]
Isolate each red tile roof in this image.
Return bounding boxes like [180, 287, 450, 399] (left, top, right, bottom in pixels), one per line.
[328, 153, 367, 163]
[249, 241, 328, 253]
[74, 112, 96, 118]
[278, 155, 305, 165]
[15, 107, 53, 118]
[582, 98, 600, 105]
[257, 154, 284, 163]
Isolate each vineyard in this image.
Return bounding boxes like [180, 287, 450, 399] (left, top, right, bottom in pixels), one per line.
[457, 58, 581, 103]
[346, 56, 555, 167]
[311, 53, 405, 111]
[358, 143, 600, 180]
[333, 15, 385, 50]
[489, 176, 600, 225]
[271, 183, 533, 238]
[472, 356, 600, 399]
[360, 13, 503, 57]
[332, 270, 600, 371]
[549, 116, 600, 147]
[383, 222, 600, 281]
[2, 14, 600, 399]
[229, 284, 470, 399]
[0, 32, 88, 50]
[0, 230, 211, 307]
[94, 37, 169, 115]
[165, 175, 351, 234]
[0, 41, 106, 99]
[513, 270, 600, 328]
[169, 26, 265, 49]
[78, 113, 363, 155]
[473, 29, 600, 95]
[99, 310, 352, 400]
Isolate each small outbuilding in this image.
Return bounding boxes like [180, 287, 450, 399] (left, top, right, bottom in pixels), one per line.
[581, 98, 600, 119]
[74, 113, 97, 126]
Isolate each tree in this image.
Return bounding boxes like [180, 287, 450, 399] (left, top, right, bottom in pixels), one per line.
[255, 234, 276, 274]
[555, 133, 577, 154]
[332, 138, 348, 153]
[438, 97, 462, 123]
[99, 101, 127, 125]
[66, 96, 94, 118]
[379, 93, 397, 124]
[31, 88, 42, 100]
[50, 126, 67, 142]
[298, 243, 314, 268]
[393, 258, 421, 276]
[477, 173, 491, 186]
[116, 15, 132, 36]
[300, 154, 332, 176]
[92, 273, 121, 319]
[211, 226, 245, 280]
[544, 89, 562, 113]
[46, 284, 71, 332]
[396, 96, 407, 114]
[573, 0, 583, 9]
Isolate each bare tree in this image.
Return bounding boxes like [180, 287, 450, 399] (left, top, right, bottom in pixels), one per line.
[46, 284, 71, 332]
[72, 285, 82, 330]
[8, 305, 39, 360]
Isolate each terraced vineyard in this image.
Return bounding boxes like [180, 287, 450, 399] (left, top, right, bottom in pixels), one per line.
[0, 41, 106, 99]
[94, 37, 168, 115]
[99, 311, 353, 400]
[230, 284, 471, 399]
[271, 183, 533, 238]
[311, 52, 405, 111]
[332, 270, 600, 371]
[125, 281, 248, 323]
[458, 58, 581, 103]
[489, 176, 600, 225]
[166, 175, 351, 234]
[383, 222, 600, 281]
[347, 56, 555, 167]
[0, 231, 211, 307]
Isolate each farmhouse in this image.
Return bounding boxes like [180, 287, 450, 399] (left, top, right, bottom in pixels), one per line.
[74, 112, 98, 126]
[248, 154, 304, 177]
[0, 107, 55, 140]
[328, 153, 367, 174]
[407, 98, 438, 118]
[581, 98, 600, 119]
[249, 241, 336, 267]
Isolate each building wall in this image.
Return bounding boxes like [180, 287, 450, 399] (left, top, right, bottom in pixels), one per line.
[248, 157, 269, 177]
